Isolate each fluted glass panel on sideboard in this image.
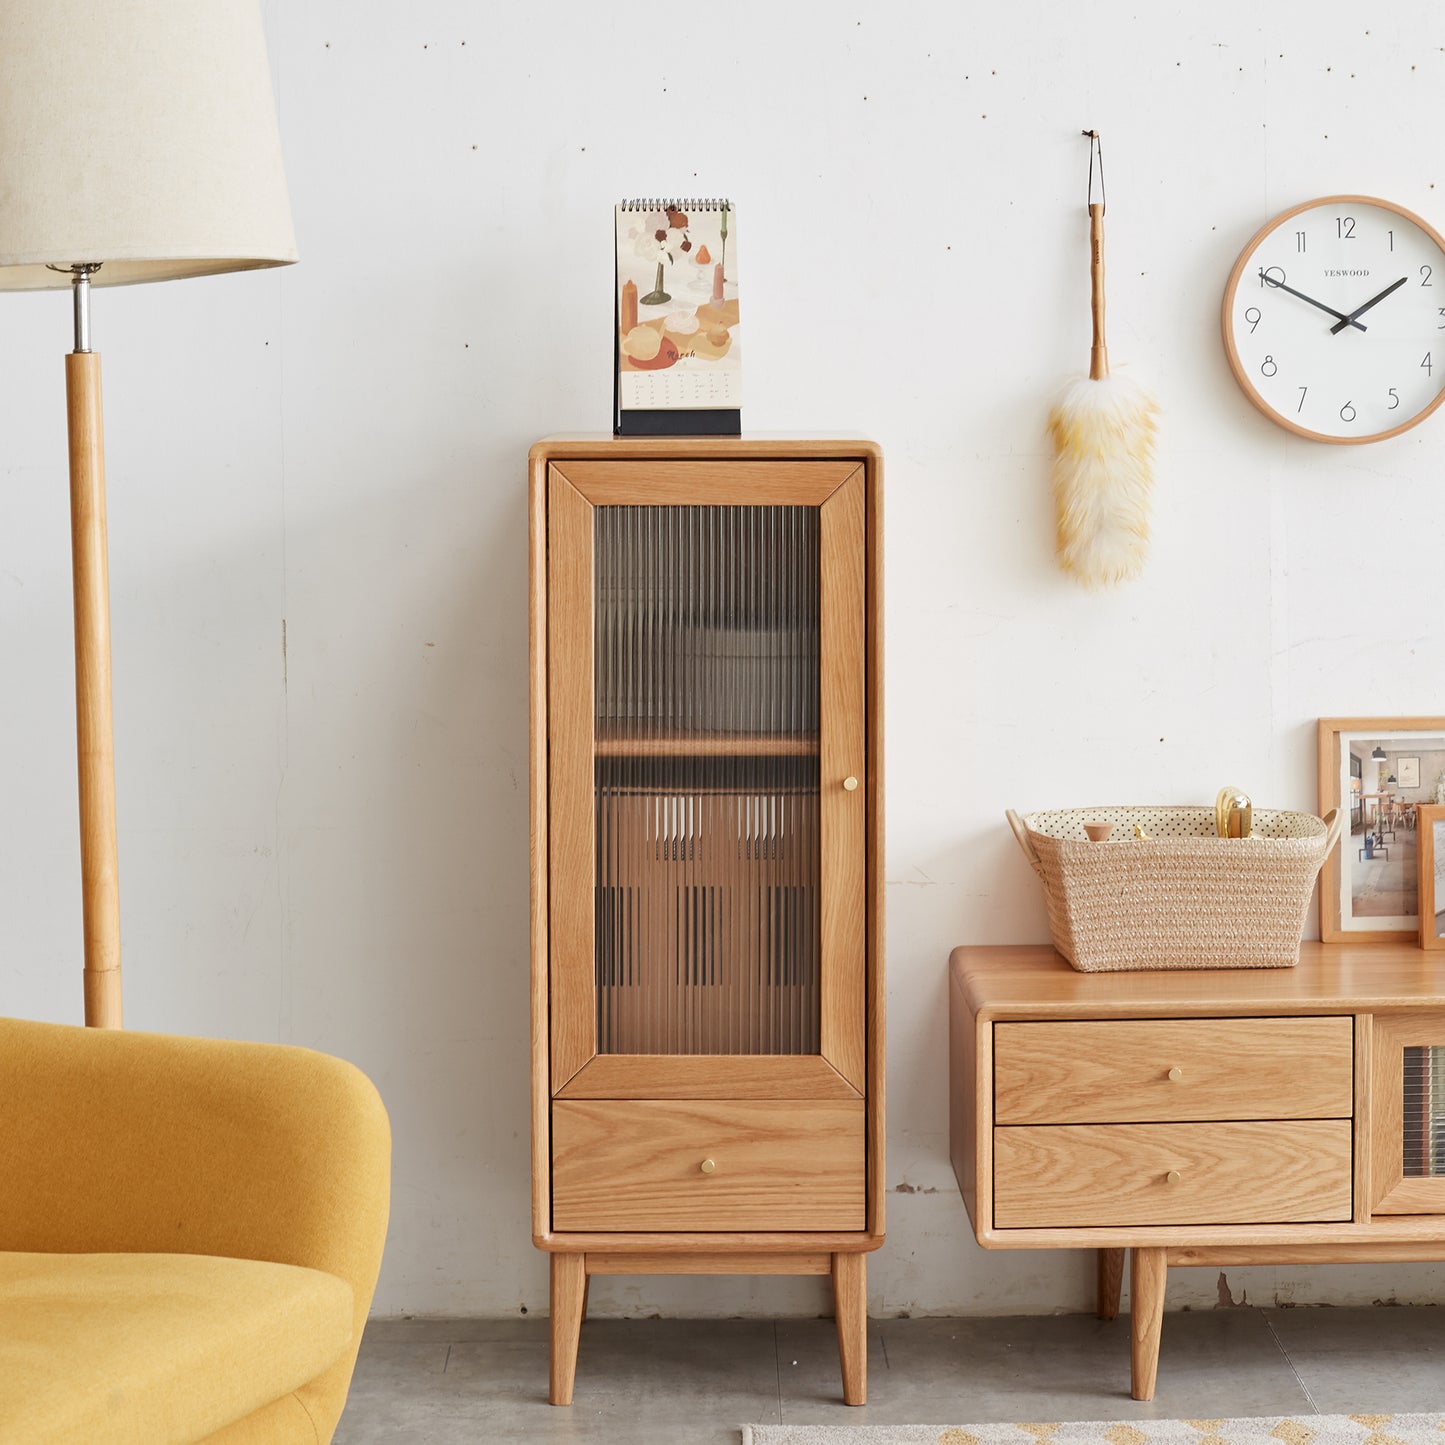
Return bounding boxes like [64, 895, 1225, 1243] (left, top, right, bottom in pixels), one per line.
[1404, 1045, 1445, 1177]
[593, 504, 820, 1055]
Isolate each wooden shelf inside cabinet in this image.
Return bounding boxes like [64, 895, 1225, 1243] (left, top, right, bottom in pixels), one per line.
[948, 942, 1445, 1408]
[594, 729, 820, 758]
[530, 436, 884, 1410]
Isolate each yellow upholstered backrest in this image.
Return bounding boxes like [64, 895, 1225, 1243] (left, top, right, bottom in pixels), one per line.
[0, 1017, 391, 1442]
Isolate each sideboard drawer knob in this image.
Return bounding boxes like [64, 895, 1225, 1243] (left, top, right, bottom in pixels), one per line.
[1165, 1169, 1182, 1184]
[1167, 1067, 1183, 1082]
[699, 1158, 717, 1175]
[843, 776, 860, 792]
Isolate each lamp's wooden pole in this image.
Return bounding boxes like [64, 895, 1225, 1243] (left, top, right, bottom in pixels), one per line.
[65, 342, 122, 1028]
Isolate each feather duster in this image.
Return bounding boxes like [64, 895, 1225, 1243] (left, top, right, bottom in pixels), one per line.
[1048, 368, 1158, 588]
[1048, 173, 1158, 589]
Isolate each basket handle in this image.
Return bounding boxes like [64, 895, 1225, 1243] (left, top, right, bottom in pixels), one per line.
[1321, 806, 1344, 857]
[1006, 809, 1046, 880]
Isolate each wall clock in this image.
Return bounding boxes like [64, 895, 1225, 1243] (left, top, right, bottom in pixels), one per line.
[1222, 195, 1445, 444]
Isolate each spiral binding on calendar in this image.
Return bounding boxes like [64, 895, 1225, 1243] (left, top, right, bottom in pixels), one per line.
[619, 197, 731, 212]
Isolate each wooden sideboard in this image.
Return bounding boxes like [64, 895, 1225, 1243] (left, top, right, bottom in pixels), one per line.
[949, 943, 1445, 1401]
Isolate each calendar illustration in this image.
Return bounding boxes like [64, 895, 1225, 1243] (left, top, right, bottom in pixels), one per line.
[614, 199, 741, 436]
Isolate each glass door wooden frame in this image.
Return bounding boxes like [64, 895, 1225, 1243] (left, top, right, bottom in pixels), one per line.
[545, 460, 868, 1100]
[1371, 1010, 1445, 1213]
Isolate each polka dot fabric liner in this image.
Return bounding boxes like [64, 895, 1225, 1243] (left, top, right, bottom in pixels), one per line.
[1022, 806, 1327, 842]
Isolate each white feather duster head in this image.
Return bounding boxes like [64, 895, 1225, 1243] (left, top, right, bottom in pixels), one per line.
[1047, 370, 1159, 589]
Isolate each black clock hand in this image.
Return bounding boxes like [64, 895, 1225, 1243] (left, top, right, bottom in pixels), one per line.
[1260, 271, 1366, 331]
[1329, 275, 1408, 334]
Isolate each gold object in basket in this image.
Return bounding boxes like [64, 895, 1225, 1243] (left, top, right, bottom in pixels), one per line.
[1215, 786, 1254, 839]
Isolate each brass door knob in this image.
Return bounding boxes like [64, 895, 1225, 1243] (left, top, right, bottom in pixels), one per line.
[699, 1158, 717, 1174]
[843, 776, 859, 792]
[1166, 1169, 1182, 1184]
[1167, 1067, 1183, 1082]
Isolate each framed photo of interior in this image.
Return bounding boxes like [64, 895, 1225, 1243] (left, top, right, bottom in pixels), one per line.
[1318, 717, 1445, 942]
[1418, 804, 1445, 951]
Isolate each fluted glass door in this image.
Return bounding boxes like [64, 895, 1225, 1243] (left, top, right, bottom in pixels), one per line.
[593, 505, 820, 1056]
[1404, 1046, 1445, 1179]
[1372, 1012, 1445, 1215]
[546, 461, 866, 1096]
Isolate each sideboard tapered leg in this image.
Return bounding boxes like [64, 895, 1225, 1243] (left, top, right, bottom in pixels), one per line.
[1097, 1248, 1125, 1320]
[1130, 1247, 1167, 1401]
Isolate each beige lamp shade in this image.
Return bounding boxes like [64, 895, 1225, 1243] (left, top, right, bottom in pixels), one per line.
[0, 0, 296, 290]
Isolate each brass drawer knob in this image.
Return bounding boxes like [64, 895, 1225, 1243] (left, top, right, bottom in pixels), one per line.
[1166, 1169, 1182, 1184]
[1167, 1067, 1183, 1082]
[843, 776, 860, 792]
[699, 1158, 717, 1175]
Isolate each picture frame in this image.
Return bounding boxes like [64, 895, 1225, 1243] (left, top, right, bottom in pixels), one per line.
[1418, 803, 1445, 951]
[1317, 716, 1445, 942]
[1399, 756, 1421, 789]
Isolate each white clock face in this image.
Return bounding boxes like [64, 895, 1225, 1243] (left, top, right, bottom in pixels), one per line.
[1223, 197, 1445, 443]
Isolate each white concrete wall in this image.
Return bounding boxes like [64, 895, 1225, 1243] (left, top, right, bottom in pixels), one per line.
[4, 0, 1445, 1318]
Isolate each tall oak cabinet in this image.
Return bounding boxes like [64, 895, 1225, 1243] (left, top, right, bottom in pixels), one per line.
[529, 437, 884, 1404]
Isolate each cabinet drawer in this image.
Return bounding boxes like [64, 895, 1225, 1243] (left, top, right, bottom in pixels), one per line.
[994, 1017, 1353, 1125]
[552, 1098, 864, 1232]
[994, 1120, 1352, 1228]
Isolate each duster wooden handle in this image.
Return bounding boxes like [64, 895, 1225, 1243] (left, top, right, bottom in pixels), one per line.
[1089, 202, 1108, 380]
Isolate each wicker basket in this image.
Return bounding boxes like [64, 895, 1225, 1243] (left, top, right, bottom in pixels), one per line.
[1006, 805, 1343, 972]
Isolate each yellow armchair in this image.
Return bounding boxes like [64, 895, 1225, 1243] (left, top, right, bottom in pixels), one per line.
[0, 1016, 391, 1445]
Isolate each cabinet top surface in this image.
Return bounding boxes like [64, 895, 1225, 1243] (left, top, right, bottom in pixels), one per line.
[951, 943, 1445, 1016]
[530, 435, 882, 464]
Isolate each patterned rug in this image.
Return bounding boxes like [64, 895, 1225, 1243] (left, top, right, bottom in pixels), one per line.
[741, 1416, 1445, 1445]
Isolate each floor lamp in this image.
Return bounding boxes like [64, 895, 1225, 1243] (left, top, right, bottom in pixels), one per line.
[0, 2, 296, 1027]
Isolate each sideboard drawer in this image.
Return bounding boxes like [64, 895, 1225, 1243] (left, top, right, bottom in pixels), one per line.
[552, 1098, 864, 1232]
[993, 1119, 1352, 1227]
[994, 1016, 1353, 1125]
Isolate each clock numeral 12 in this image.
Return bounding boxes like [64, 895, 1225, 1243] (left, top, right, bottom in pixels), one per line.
[1337, 216, 1356, 239]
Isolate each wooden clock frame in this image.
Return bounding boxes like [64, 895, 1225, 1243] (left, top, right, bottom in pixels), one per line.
[1221, 194, 1445, 445]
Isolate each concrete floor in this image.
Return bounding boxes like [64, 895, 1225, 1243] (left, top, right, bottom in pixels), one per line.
[334, 1305, 1445, 1443]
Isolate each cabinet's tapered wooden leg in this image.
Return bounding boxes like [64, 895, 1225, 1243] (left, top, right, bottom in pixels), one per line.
[832, 1252, 867, 1405]
[581, 1272, 590, 1322]
[549, 1253, 586, 1405]
[1129, 1247, 1166, 1401]
[1097, 1248, 1125, 1321]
